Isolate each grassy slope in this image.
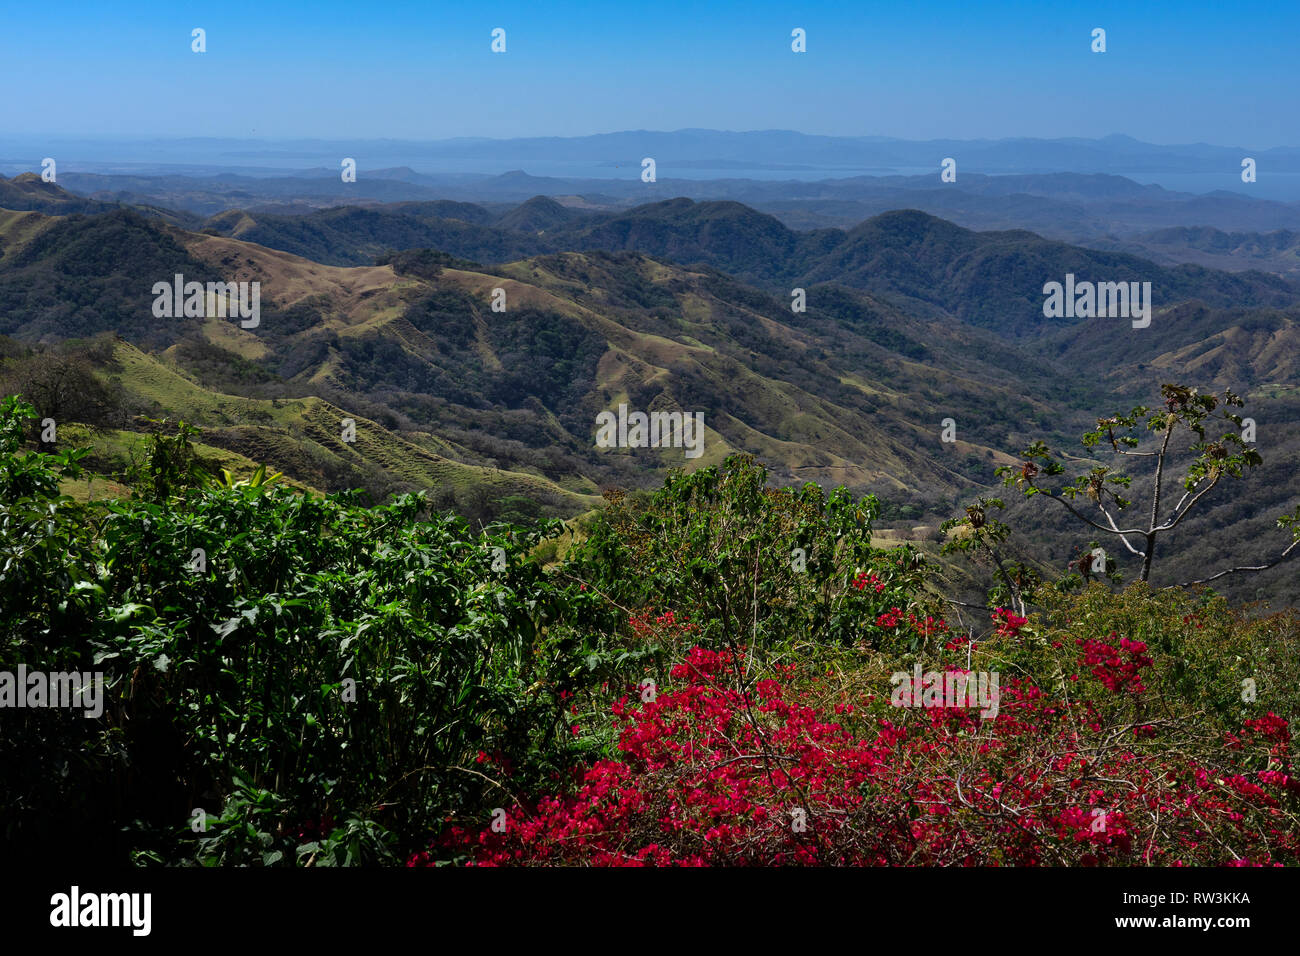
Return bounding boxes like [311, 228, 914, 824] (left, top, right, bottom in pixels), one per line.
[107, 340, 601, 513]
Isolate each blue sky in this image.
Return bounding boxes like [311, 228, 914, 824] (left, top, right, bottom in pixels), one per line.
[3, 0, 1296, 146]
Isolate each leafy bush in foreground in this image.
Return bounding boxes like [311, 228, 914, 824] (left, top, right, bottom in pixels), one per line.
[0, 395, 600, 864]
[563, 454, 934, 660]
[3, 393, 1297, 867]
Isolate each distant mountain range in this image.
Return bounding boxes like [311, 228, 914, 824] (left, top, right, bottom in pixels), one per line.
[8, 160, 1295, 280]
[187, 194, 1300, 326]
[6, 129, 1300, 177]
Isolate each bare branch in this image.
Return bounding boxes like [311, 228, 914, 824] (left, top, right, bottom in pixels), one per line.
[1096, 502, 1148, 557]
[1164, 538, 1300, 588]
[1155, 473, 1221, 533]
[1037, 488, 1146, 537]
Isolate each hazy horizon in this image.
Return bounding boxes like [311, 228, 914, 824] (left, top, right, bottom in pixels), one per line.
[3, 1, 1296, 145]
[7, 128, 1300, 198]
[6, 130, 1300, 150]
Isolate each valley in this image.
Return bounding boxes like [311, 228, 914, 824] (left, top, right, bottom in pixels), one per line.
[2, 176, 1297, 605]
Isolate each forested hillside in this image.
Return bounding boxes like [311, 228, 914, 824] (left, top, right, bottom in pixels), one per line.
[2, 186, 1297, 602]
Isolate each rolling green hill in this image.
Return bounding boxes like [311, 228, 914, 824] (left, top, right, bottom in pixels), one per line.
[2, 189, 1298, 603]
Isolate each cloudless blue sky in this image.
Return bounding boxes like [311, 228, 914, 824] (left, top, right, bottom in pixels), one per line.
[2, 0, 1295, 146]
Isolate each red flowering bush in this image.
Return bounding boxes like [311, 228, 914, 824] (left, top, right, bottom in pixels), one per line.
[853, 571, 886, 593]
[991, 608, 1029, 638]
[414, 610, 1300, 866]
[875, 607, 903, 629]
[627, 608, 701, 661]
[1076, 632, 1153, 694]
[402, 459, 1300, 869]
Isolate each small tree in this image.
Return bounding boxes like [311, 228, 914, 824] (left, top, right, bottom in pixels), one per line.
[939, 496, 1044, 617]
[0, 350, 128, 433]
[120, 419, 211, 502]
[999, 383, 1299, 588]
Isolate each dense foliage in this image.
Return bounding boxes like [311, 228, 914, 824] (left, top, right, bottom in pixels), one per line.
[3, 395, 1297, 866]
[0, 395, 601, 863]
